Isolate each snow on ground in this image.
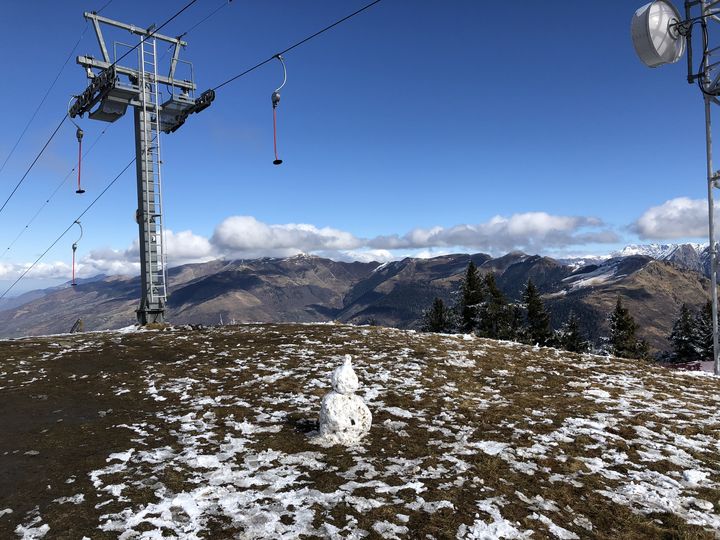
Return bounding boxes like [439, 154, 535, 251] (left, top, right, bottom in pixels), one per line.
[2, 324, 720, 538]
[561, 264, 619, 291]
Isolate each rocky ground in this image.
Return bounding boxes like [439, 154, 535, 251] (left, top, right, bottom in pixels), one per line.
[1, 323, 720, 539]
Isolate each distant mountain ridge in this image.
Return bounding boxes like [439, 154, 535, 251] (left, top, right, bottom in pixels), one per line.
[0, 246, 713, 353]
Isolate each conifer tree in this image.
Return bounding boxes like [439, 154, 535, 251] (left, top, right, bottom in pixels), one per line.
[421, 297, 451, 333]
[458, 261, 483, 333]
[694, 300, 714, 361]
[556, 311, 589, 353]
[609, 297, 648, 359]
[522, 279, 552, 346]
[669, 304, 699, 362]
[506, 303, 524, 342]
[477, 273, 512, 339]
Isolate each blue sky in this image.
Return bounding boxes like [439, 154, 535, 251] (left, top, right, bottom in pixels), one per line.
[0, 0, 715, 294]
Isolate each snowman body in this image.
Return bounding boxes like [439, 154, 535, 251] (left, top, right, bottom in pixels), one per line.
[318, 355, 372, 445]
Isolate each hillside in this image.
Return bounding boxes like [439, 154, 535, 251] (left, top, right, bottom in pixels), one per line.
[0, 252, 713, 353]
[547, 257, 712, 350]
[1, 323, 720, 538]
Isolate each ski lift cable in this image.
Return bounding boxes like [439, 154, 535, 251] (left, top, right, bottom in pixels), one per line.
[159, 0, 234, 60]
[160, 0, 235, 92]
[0, 0, 113, 181]
[0, 1, 193, 220]
[177, 0, 233, 40]
[1, 0, 376, 220]
[0, 115, 69, 217]
[0, 157, 136, 300]
[111, 0, 200, 69]
[211, 0, 382, 92]
[1, 127, 109, 259]
[0, 0, 384, 296]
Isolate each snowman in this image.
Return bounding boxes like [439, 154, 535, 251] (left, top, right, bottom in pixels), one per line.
[318, 355, 372, 445]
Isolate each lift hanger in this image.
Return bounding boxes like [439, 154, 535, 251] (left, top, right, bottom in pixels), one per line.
[71, 220, 83, 287]
[271, 54, 287, 165]
[68, 98, 86, 194]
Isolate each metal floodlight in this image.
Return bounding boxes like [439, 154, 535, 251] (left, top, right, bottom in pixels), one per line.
[631, 0, 686, 67]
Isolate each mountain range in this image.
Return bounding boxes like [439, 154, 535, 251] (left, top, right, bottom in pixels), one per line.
[0, 244, 715, 351]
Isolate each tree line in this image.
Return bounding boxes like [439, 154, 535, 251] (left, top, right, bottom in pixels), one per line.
[420, 261, 651, 358]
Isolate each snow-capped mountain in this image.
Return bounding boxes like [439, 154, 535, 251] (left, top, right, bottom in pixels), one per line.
[610, 243, 707, 260]
[561, 243, 711, 276]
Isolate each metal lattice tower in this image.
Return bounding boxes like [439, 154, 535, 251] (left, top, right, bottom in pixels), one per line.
[70, 13, 214, 325]
[136, 38, 167, 321]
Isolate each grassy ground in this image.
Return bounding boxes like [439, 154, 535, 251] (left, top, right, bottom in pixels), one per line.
[1, 323, 720, 539]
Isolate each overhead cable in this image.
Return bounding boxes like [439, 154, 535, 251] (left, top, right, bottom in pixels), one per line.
[0, 115, 68, 217]
[0, 0, 113, 180]
[0, 157, 136, 300]
[178, 0, 233, 39]
[112, 0, 200, 68]
[212, 0, 382, 91]
[2, 127, 109, 259]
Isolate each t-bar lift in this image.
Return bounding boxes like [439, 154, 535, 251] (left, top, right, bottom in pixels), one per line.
[69, 12, 214, 324]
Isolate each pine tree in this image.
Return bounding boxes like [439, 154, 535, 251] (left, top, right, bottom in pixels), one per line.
[506, 303, 524, 342]
[477, 273, 512, 339]
[556, 311, 589, 353]
[420, 297, 451, 333]
[609, 297, 647, 359]
[694, 300, 714, 361]
[669, 304, 699, 363]
[458, 261, 483, 333]
[522, 279, 552, 346]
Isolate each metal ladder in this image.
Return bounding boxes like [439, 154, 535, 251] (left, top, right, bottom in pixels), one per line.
[139, 38, 167, 305]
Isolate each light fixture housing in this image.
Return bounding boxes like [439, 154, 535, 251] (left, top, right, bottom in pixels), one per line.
[631, 0, 686, 67]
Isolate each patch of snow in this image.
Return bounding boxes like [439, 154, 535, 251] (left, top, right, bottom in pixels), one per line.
[531, 512, 579, 539]
[458, 498, 533, 539]
[384, 407, 414, 419]
[683, 469, 709, 487]
[52, 494, 84, 505]
[372, 520, 409, 538]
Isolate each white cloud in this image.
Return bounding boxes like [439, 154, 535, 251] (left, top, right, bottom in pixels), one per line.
[633, 197, 710, 239]
[0, 261, 70, 281]
[5, 212, 620, 286]
[78, 252, 139, 278]
[211, 216, 363, 253]
[368, 212, 616, 253]
[317, 249, 396, 264]
[165, 230, 215, 263]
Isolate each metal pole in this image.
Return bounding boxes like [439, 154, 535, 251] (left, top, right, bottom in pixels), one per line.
[704, 95, 720, 375]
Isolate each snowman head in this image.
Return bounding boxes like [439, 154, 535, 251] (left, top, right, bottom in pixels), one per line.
[331, 354, 359, 394]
